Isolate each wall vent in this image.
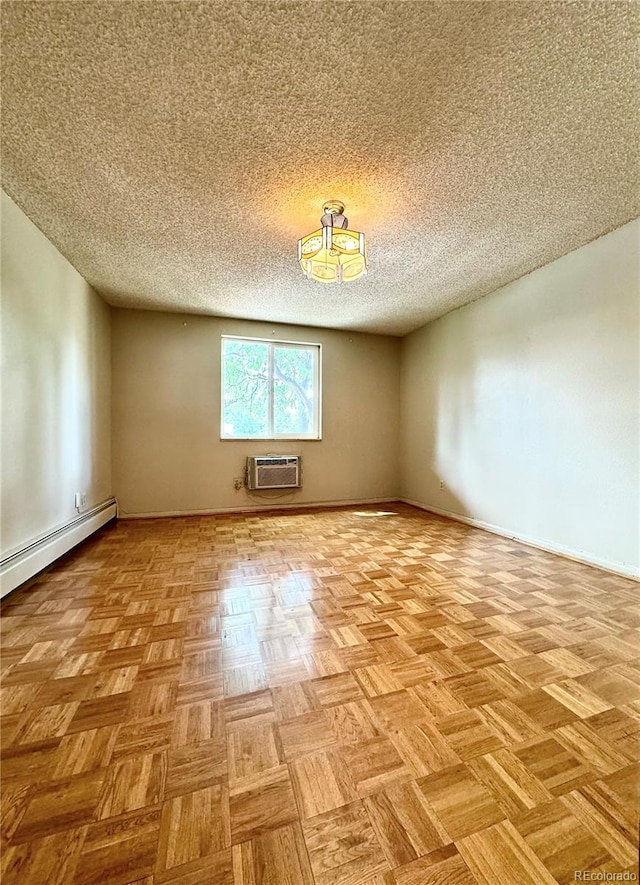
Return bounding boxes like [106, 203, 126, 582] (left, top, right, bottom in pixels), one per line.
[247, 455, 302, 490]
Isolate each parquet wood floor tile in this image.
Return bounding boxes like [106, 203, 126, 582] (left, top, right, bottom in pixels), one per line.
[513, 799, 619, 884]
[302, 800, 389, 885]
[156, 848, 233, 885]
[228, 764, 298, 843]
[457, 819, 558, 885]
[233, 823, 314, 885]
[79, 805, 162, 885]
[415, 762, 506, 840]
[1, 504, 638, 884]
[386, 845, 477, 885]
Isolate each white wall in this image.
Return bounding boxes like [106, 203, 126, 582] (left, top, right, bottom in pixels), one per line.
[1, 191, 112, 566]
[400, 220, 640, 576]
[111, 311, 400, 515]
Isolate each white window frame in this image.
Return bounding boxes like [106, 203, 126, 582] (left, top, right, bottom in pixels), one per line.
[221, 336, 322, 440]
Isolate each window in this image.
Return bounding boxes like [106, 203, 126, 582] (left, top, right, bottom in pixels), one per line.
[221, 336, 321, 439]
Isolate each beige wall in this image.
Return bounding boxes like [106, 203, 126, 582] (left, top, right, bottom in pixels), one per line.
[400, 220, 640, 575]
[111, 311, 401, 515]
[1, 191, 112, 556]
[4, 184, 637, 578]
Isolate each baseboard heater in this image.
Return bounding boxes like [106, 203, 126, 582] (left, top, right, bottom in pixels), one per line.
[0, 497, 117, 598]
[247, 455, 302, 490]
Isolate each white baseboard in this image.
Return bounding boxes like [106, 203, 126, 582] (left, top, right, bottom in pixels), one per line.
[0, 498, 118, 598]
[118, 497, 399, 519]
[400, 498, 640, 581]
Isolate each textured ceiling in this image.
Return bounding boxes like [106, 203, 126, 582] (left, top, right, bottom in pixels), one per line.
[2, 1, 638, 336]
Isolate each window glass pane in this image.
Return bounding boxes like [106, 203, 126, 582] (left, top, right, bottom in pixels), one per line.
[222, 340, 269, 437]
[273, 346, 315, 435]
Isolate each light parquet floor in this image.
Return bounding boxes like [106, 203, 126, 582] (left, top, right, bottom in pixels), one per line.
[1, 503, 638, 885]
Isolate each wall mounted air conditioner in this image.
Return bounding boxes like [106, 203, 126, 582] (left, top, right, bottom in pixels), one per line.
[246, 455, 302, 490]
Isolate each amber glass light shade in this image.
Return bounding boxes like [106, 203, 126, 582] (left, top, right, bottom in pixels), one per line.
[297, 204, 366, 283]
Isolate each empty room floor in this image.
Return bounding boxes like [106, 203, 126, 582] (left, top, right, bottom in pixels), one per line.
[1, 503, 638, 885]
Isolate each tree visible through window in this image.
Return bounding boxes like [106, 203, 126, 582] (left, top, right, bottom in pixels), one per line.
[221, 337, 321, 439]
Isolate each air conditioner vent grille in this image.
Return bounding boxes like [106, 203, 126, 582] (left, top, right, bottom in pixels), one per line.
[247, 455, 302, 490]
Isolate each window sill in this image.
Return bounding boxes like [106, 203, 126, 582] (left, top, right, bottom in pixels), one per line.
[220, 437, 322, 442]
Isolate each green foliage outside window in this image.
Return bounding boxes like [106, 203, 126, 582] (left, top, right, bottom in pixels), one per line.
[222, 338, 319, 438]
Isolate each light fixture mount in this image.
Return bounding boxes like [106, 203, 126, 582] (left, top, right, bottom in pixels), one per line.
[297, 200, 366, 283]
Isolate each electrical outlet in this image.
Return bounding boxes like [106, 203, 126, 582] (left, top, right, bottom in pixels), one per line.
[439, 481, 445, 490]
[75, 492, 88, 509]
[234, 477, 244, 490]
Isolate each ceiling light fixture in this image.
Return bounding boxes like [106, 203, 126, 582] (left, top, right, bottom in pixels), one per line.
[297, 201, 366, 283]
